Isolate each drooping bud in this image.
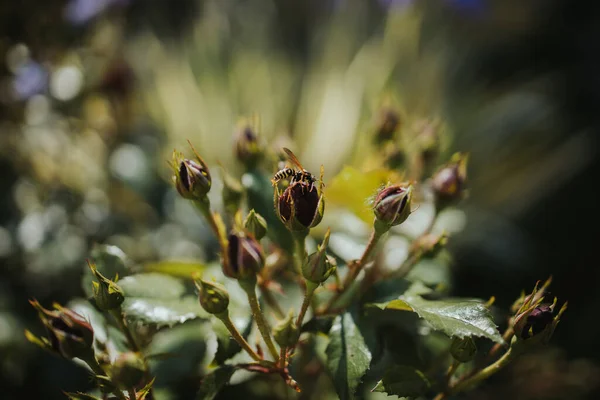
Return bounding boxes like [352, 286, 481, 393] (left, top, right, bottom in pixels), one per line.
[235, 124, 263, 169]
[273, 310, 300, 348]
[431, 153, 468, 209]
[89, 261, 125, 311]
[244, 209, 267, 240]
[224, 231, 265, 280]
[450, 337, 477, 363]
[410, 232, 448, 259]
[26, 300, 95, 359]
[109, 352, 146, 389]
[373, 107, 401, 145]
[222, 170, 244, 216]
[171, 143, 212, 200]
[373, 184, 413, 231]
[302, 228, 336, 284]
[275, 166, 325, 233]
[195, 279, 230, 315]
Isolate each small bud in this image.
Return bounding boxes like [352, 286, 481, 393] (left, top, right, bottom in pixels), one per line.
[450, 337, 477, 363]
[431, 153, 468, 209]
[373, 184, 413, 230]
[302, 229, 336, 284]
[373, 108, 401, 145]
[195, 279, 230, 315]
[235, 125, 263, 168]
[222, 171, 244, 215]
[276, 173, 325, 232]
[273, 310, 300, 348]
[224, 231, 265, 280]
[89, 262, 125, 311]
[244, 209, 268, 240]
[109, 352, 146, 389]
[171, 144, 212, 200]
[410, 232, 448, 258]
[28, 300, 94, 359]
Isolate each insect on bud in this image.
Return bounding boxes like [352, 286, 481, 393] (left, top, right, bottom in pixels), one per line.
[195, 279, 230, 315]
[450, 336, 477, 363]
[235, 124, 263, 169]
[89, 261, 125, 311]
[273, 310, 300, 348]
[373, 184, 413, 231]
[224, 231, 265, 280]
[171, 144, 212, 200]
[244, 209, 267, 240]
[373, 107, 401, 145]
[431, 153, 468, 209]
[109, 352, 146, 389]
[302, 229, 336, 284]
[26, 300, 95, 360]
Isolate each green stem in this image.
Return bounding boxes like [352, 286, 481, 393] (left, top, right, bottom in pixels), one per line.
[81, 353, 127, 400]
[292, 231, 308, 276]
[110, 308, 140, 352]
[296, 281, 317, 329]
[217, 312, 262, 361]
[239, 279, 280, 362]
[450, 348, 514, 395]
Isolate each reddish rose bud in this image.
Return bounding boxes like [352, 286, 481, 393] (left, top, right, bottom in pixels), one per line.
[171, 144, 212, 200]
[373, 108, 401, 145]
[373, 184, 413, 231]
[431, 153, 468, 209]
[235, 125, 263, 169]
[27, 300, 94, 360]
[224, 231, 265, 280]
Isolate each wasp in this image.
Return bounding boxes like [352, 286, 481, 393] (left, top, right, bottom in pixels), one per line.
[271, 148, 316, 188]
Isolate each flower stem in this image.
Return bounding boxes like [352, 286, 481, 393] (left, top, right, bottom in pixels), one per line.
[296, 281, 317, 329]
[110, 308, 140, 353]
[450, 348, 514, 395]
[239, 279, 280, 362]
[80, 353, 127, 400]
[216, 312, 262, 362]
[292, 231, 308, 276]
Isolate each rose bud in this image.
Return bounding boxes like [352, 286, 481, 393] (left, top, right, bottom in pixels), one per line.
[275, 168, 325, 233]
[235, 124, 263, 169]
[450, 336, 477, 363]
[195, 278, 230, 316]
[373, 107, 401, 145]
[26, 300, 94, 360]
[373, 184, 413, 231]
[302, 228, 336, 284]
[88, 261, 125, 311]
[109, 352, 146, 389]
[224, 231, 265, 280]
[431, 153, 468, 210]
[171, 144, 212, 200]
[244, 209, 268, 241]
[273, 310, 300, 348]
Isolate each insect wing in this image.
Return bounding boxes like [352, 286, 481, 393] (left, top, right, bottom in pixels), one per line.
[283, 148, 304, 170]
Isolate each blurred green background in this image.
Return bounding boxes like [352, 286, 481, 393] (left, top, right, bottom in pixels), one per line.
[0, 0, 598, 399]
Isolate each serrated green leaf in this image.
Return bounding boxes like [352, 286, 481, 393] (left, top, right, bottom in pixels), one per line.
[196, 365, 236, 400]
[122, 296, 208, 327]
[371, 365, 430, 398]
[326, 313, 373, 400]
[118, 273, 187, 299]
[144, 260, 207, 279]
[367, 283, 503, 344]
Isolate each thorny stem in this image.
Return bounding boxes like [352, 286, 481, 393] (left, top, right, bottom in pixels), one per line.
[239, 279, 280, 362]
[450, 348, 515, 395]
[217, 312, 262, 362]
[292, 231, 308, 277]
[296, 281, 317, 329]
[81, 353, 127, 400]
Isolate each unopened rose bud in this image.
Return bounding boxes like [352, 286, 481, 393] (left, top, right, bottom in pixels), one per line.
[431, 153, 468, 209]
[235, 125, 263, 169]
[450, 337, 477, 363]
[28, 300, 95, 359]
[302, 229, 336, 284]
[89, 262, 125, 311]
[276, 178, 324, 232]
[224, 231, 265, 280]
[373, 184, 413, 231]
[515, 304, 555, 340]
[373, 108, 401, 145]
[244, 209, 267, 240]
[195, 279, 230, 315]
[110, 352, 146, 389]
[171, 145, 212, 200]
[273, 310, 299, 348]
